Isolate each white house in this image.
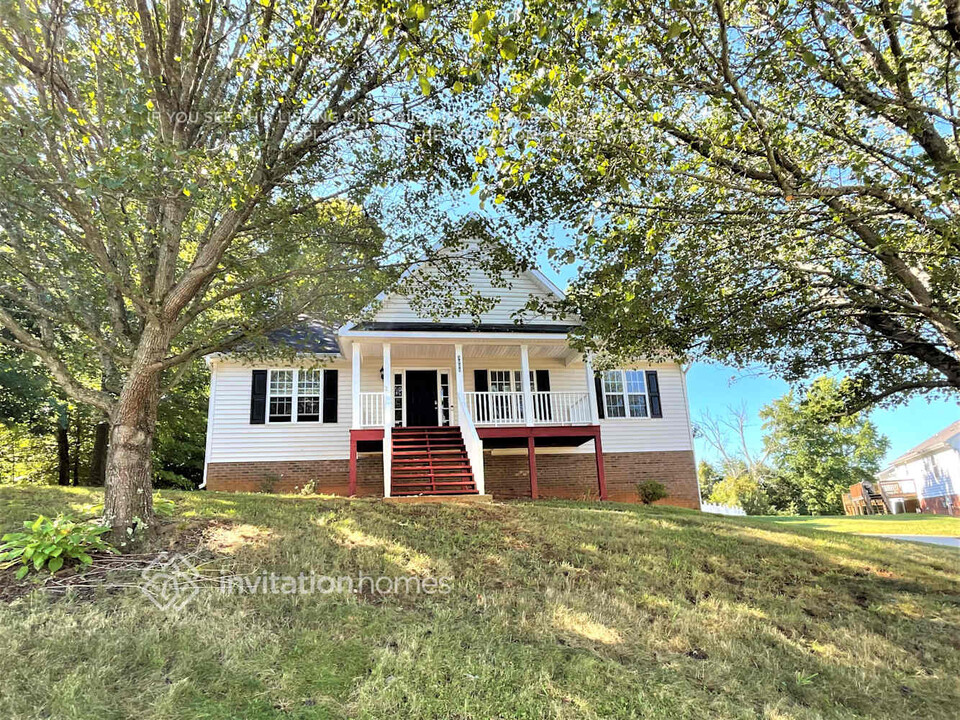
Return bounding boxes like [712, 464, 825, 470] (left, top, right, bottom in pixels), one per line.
[877, 420, 960, 516]
[201, 244, 700, 507]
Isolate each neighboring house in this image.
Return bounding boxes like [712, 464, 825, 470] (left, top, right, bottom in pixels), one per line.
[877, 420, 960, 516]
[201, 244, 700, 507]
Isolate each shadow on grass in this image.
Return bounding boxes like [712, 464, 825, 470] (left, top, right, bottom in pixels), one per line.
[1, 489, 958, 719]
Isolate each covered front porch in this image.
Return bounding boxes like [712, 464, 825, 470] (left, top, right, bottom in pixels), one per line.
[341, 335, 605, 499]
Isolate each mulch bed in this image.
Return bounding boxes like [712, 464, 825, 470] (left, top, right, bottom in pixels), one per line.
[0, 518, 226, 604]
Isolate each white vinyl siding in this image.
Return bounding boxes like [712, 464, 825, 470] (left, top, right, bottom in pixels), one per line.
[373, 263, 565, 325]
[880, 446, 960, 502]
[208, 357, 693, 465]
[207, 361, 350, 462]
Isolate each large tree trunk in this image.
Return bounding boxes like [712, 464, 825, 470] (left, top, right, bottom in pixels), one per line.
[56, 420, 70, 486]
[103, 322, 171, 542]
[104, 375, 160, 543]
[88, 420, 109, 486]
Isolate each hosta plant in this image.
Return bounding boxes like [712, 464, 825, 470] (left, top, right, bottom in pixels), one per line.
[0, 514, 114, 579]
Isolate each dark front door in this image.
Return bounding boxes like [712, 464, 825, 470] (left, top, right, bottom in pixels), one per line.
[405, 370, 438, 426]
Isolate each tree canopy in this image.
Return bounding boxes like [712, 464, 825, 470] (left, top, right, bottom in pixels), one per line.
[761, 376, 889, 514]
[473, 0, 960, 413]
[0, 0, 480, 535]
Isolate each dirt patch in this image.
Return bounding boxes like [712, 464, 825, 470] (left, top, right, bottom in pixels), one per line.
[203, 521, 273, 554]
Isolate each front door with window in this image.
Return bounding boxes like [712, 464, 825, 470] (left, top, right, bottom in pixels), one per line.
[405, 370, 438, 426]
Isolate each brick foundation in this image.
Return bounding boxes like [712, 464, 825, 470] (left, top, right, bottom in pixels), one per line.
[483, 449, 700, 509]
[207, 449, 700, 509]
[919, 494, 960, 517]
[205, 456, 382, 496]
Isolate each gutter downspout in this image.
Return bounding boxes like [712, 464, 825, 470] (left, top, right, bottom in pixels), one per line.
[199, 357, 218, 490]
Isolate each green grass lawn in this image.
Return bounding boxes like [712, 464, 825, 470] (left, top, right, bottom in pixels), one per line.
[1, 487, 959, 719]
[749, 513, 960, 536]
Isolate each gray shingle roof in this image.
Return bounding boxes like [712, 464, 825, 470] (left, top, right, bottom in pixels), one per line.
[264, 317, 340, 354]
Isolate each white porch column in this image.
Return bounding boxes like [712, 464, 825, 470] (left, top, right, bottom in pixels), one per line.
[351, 344, 362, 429]
[454, 343, 466, 413]
[382, 342, 392, 497]
[585, 357, 600, 424]
[520, 344, 534, 426]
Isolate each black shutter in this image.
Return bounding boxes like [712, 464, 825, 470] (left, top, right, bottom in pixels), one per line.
[474, 369, 488, 392]
[594, 373, 605, 420]
[646, 370, 662, 418]
[534, 370, 552, 421]
[250, 370, 267, 424]
[322, 369, 338, 423]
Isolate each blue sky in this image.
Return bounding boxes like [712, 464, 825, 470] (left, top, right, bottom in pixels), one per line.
[685, 364, 960, 469]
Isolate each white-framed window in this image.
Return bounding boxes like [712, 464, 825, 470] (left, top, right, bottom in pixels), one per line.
[268, 369, 294, 422]
[487, 370, 537, 392]
[297, 369, 322, 422]
[603, 369, 648, 419]
[268, 369, 323, 423]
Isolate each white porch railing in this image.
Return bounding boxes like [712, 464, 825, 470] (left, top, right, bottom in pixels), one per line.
[465, 391, 525, 426]
[464, 391, 593, 426]
[531, 391, 592, 425]
[358, 392, 384, 428]
[456, 385, 485, 494]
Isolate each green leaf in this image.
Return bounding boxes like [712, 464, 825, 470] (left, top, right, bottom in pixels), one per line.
[419, 76, 431, 96]
[48, 556, 63, 573]
[15, 565, 29, 580]
[500, 38, 518, 61]
[667, 21, 684, 39]
[470, 11, 490, 35]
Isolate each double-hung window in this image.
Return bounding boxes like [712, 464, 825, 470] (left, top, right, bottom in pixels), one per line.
[267, 369, 322, 423]
[487, 370, 537, 393]
[602, 369, 649, 419]
[268, 370, 294, 422]
[297, 369, 322, 422]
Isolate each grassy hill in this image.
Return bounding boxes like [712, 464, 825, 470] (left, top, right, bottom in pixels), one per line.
[1, 487, 958, 719]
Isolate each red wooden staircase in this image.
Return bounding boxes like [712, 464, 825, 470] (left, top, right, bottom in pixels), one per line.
[390, 426, 478, 497]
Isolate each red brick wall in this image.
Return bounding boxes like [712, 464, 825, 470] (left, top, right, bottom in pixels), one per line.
[205, 456, 382, 496]
[483, 450, 700, 509]
[919, 494, 960, 517]
[206, 449, 700, 509]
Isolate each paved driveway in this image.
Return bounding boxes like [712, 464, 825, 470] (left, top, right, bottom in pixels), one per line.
[862, 534, 960, 548]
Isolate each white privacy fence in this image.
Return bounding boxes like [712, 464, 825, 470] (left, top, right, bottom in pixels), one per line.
[464, 391, 592, 426]
[700, 502, 746, 516]
[358, 392, 384, 428]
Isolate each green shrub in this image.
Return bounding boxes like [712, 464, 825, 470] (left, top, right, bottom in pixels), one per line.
[298, 479, 318, 496]
[0, 514, 114, 579]
[637, 480, 668, 505]
[708, 474, 771, 515]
